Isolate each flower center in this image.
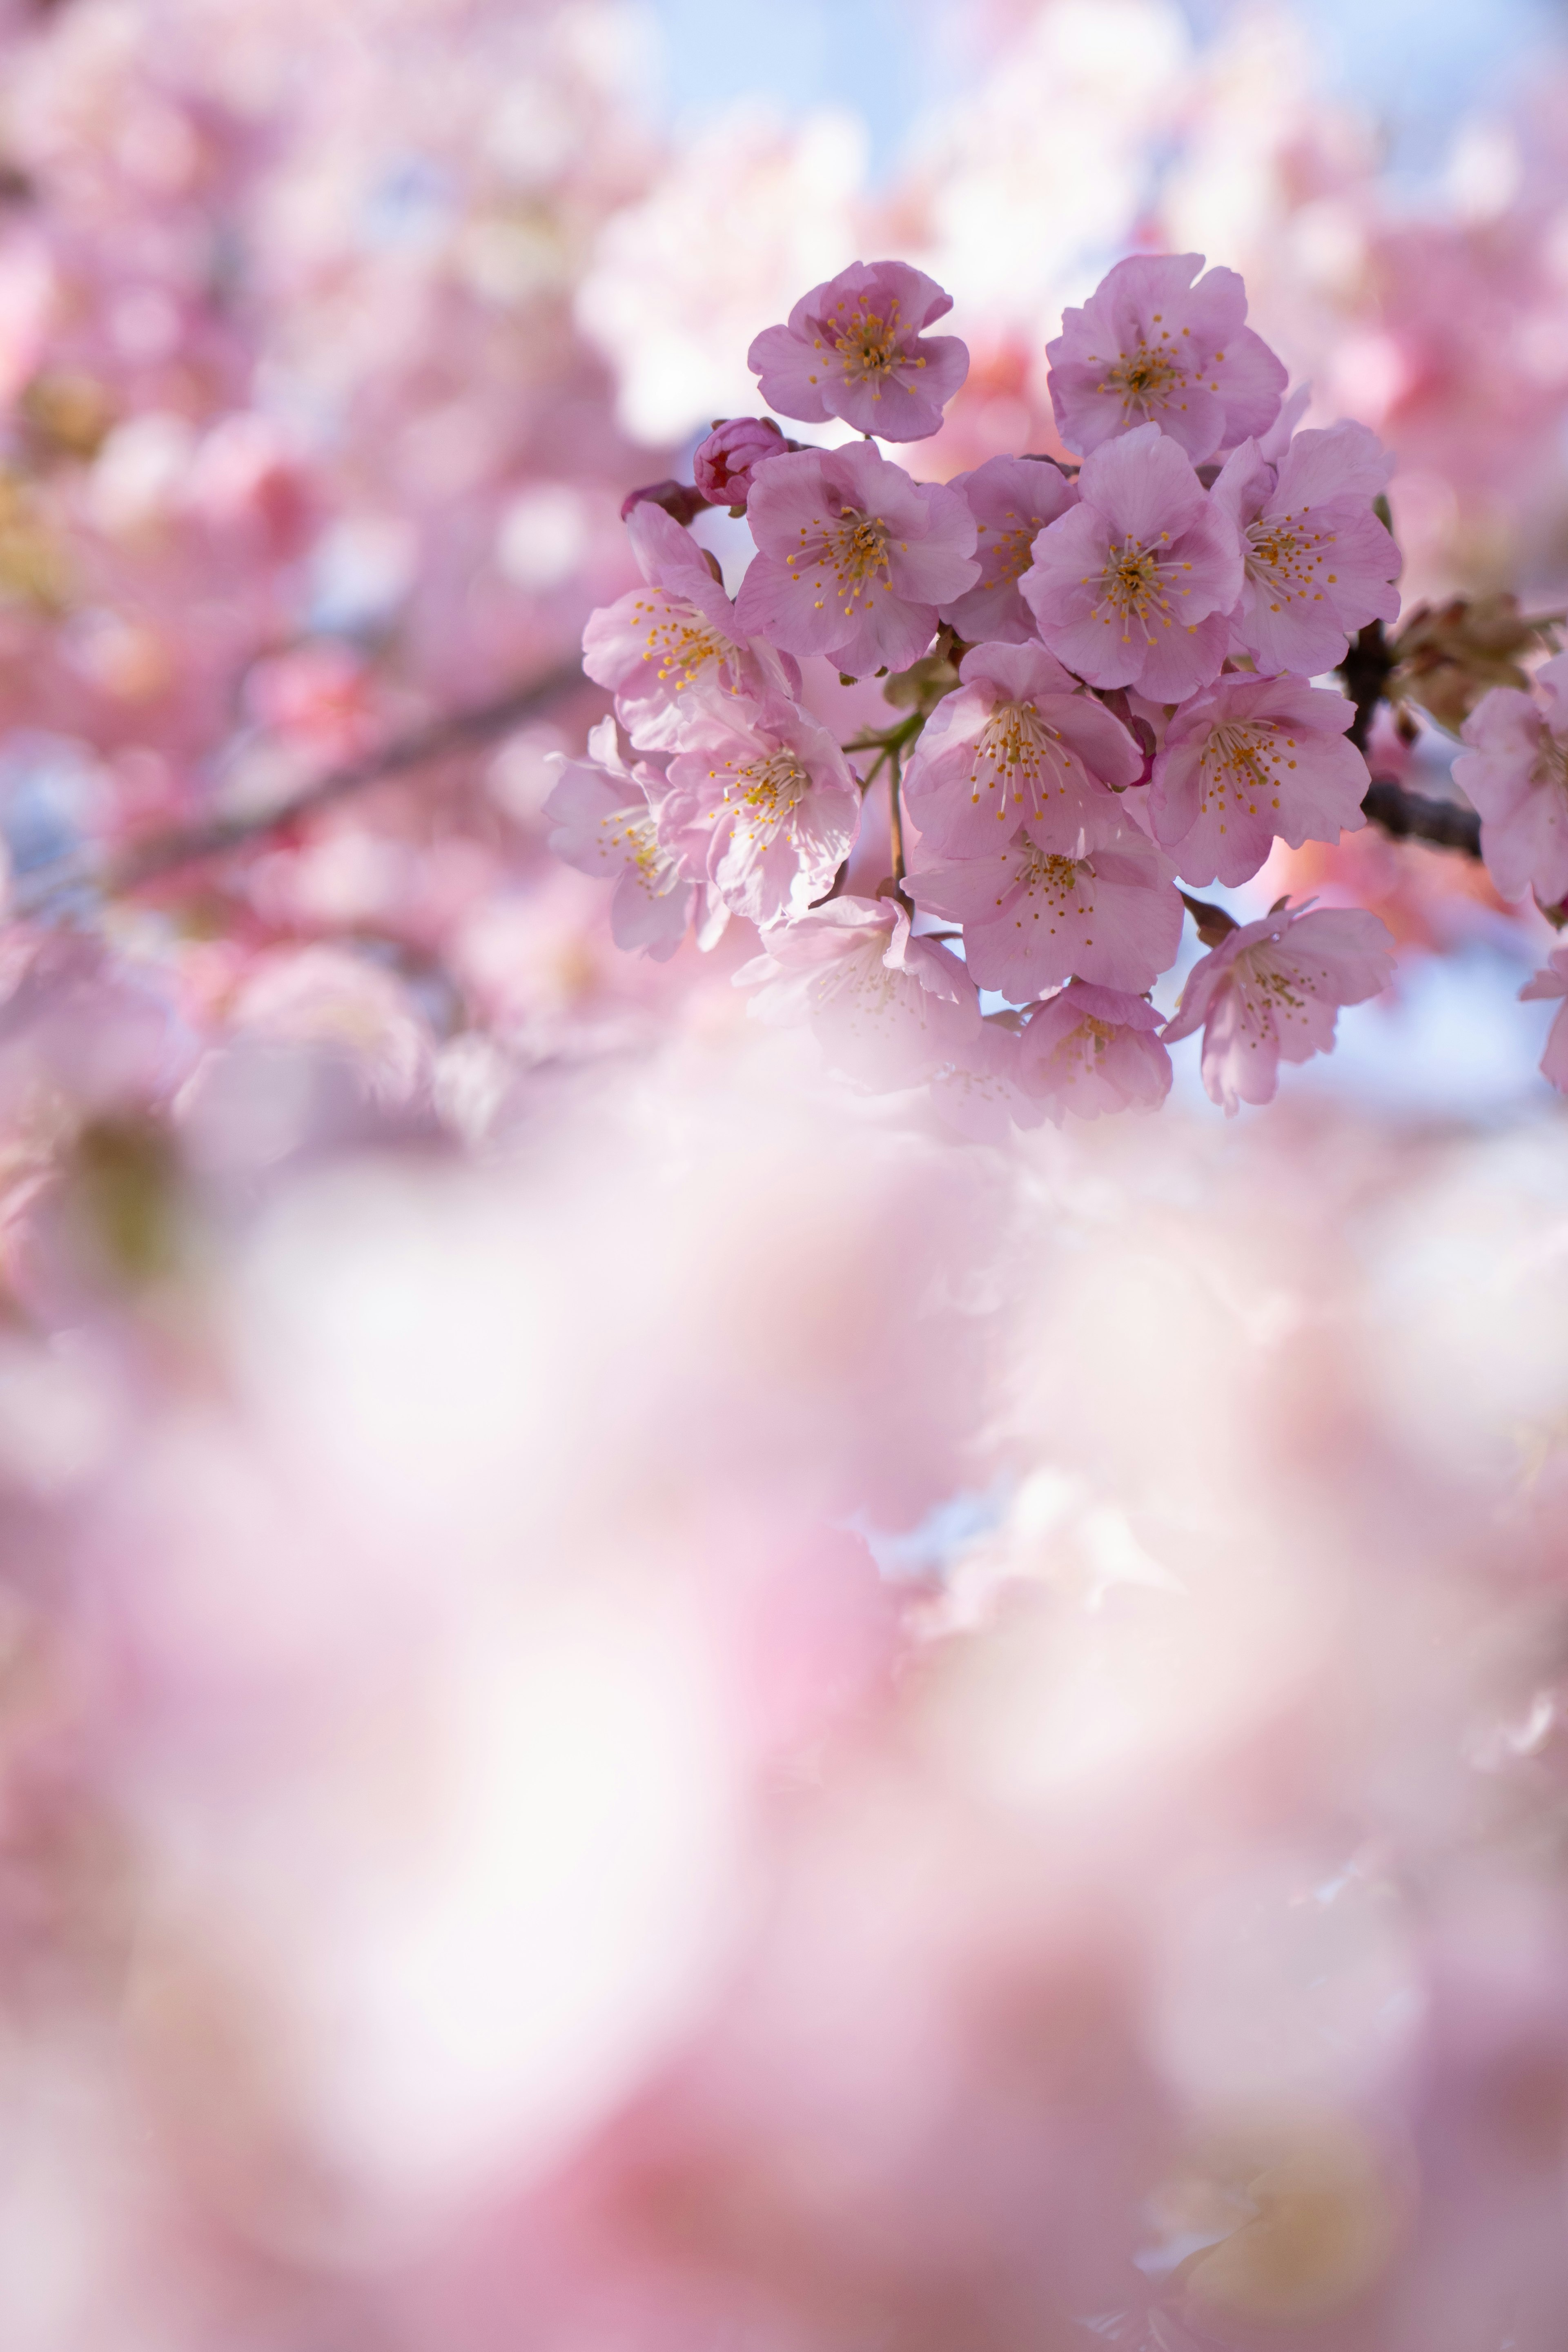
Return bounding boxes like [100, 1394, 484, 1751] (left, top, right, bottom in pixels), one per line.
[631, 593, 729, 690]
[1017, 846, 1089, 904]
[1197, 720, 1295, 826]
[1099, 336, 1188, 421]
[814, 939, 901, 1022]
[822, 296, 924, 395]
[707, 748, 809, 842]
[1047, 1013, 1116, 1077]
[971, 698, 1073, 821]
[1089, 531, 1189, 643]
[784, 504, 898, 618]
[1245, 509, 1334, 610]
[1238, 946, 1311, 1029]
[975, 513, 1042, 587]
[603, 806, 679, 893]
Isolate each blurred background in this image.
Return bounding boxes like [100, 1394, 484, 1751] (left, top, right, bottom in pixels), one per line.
[0, 4, 1566, 2348]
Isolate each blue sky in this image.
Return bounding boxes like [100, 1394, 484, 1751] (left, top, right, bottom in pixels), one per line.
[648, 0, 1564, 182]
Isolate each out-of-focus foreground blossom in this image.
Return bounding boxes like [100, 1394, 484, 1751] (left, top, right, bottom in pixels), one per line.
[0, 973, 1566, 2350]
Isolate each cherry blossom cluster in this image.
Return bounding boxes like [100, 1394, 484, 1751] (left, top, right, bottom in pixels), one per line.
[552, 253, 1408, 1122]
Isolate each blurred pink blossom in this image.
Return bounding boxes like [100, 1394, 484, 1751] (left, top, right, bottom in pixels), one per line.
[1454, 651, 1568, 904]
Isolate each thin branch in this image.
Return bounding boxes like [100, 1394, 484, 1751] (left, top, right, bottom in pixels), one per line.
[14, 661, 586, 915]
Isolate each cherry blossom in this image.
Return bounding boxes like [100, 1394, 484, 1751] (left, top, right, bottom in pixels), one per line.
[735, 894, 978, 1087]
[930, 1018, 1045, 1140]
[1212, 422, 1402, 677]
[544, 717, 708, 960]
[1020, 424, 1243, 702]
[1045, 252, 1287, 463]
[663, 697, 860, 925]
[735, 440, 978, 678]
[1017, 979, 1173, 1120]
[1453, 652, 1568, 904]
[938, 456, 1079, 644]
[747, 259, 969, 441]
[1162, 902, 1395, 1112]
[583, 501, 789, 752]
[692, 416, 796, 508]
[909, 809, 1182, 1000]
[1519, 944, 1568, 1093]
[1149, 672, 1371, 887]
[902, 639, 1143, 856]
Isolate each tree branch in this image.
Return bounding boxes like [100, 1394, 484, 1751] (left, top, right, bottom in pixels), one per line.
[1338, 620, 1396, 755]
[13, 662, 586, 915]
[1360, 775, 1482, 859]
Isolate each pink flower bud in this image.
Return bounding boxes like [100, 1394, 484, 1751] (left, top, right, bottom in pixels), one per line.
[691, 416, 794, 508]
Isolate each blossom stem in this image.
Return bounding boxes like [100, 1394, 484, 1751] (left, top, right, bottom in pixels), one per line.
[1179, 891, 1238, 945]
[887, 744, 906, 886]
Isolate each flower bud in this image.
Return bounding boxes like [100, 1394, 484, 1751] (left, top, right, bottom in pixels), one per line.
[692, 416, 795, 510]
[619, 478, 710, 528]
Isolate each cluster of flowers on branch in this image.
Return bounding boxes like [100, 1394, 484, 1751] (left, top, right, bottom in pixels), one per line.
[553, 248, 1568, 1120]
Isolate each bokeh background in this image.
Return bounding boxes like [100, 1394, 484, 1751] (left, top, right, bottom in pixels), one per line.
[0, 4, 1568, 2347]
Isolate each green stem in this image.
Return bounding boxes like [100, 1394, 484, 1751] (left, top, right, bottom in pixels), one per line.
[887, 744, 906, 886]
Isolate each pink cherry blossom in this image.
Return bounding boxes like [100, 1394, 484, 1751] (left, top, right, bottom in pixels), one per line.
[584, 501, 791, 752]
[1017, 980, 1172, 1120]
[1211, 422, 1401, 677]
[1149, 672, 1371, 888]
[909, 808, 1181, 1000]
[937, 456, 1079, 644]
[663, 696, 861, 925]
[1020, 424, 1243, 702]
[543, 717, 706, 961]
[692, 416, 796, 508]
[735, 440, 978, 679]
[1162, 902, 1395, 1113]
[735, 894, 979, 1088]
[1519, 944, 1568, 1093]
[903, 639, 1143, 857]
[1453, 653, 1568, 904]
[747, 260, 969, 442]
[930, 1018, 1046, 1141]
[1045, 252, 1287, 464]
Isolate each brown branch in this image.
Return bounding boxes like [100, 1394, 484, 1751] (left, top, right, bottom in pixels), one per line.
[13, 661, 586, 914]
[1338, 620, 1396, 755]
[1360, 775, 1481, 858]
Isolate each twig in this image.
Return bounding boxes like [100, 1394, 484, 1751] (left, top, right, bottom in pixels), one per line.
[886, 742, 906, 887]
[14, 661, 586, 915]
